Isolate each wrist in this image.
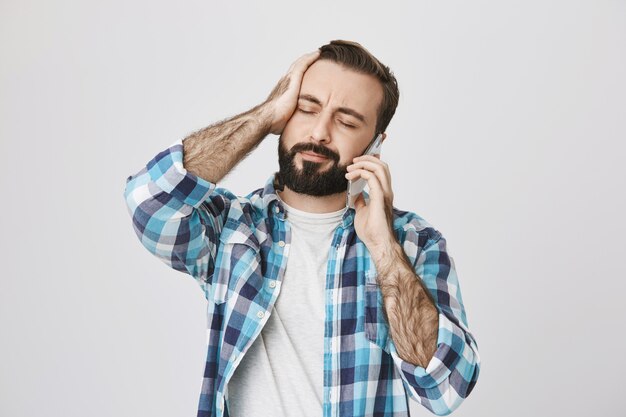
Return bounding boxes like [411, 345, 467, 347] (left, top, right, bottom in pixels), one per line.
[255, 99, 285, 135]
[249, 102, 275, 135]
[369, 237, 402, 266]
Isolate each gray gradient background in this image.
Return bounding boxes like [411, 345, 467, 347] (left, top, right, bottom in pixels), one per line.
[1, 1, 625, 416]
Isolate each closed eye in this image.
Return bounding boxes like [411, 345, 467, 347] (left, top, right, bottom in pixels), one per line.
[298, 108, 356, 129]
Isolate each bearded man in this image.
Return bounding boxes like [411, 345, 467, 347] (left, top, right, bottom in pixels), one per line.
[124, 39, 480, 417]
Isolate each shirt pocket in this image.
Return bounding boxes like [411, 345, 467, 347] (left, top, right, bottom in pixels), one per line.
[211, 218, 261, 305]
[364, 269, 390, 351]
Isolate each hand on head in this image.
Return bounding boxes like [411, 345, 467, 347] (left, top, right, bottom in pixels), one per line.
[265, 50, 321, 135]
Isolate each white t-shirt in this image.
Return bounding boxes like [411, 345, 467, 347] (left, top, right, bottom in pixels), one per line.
[227, 195, 347, 417]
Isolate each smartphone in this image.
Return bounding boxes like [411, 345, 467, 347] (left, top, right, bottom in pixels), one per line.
[346, 133, 384, 209]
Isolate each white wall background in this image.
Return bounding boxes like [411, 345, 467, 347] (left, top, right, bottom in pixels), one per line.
[1, 0, 625, 416]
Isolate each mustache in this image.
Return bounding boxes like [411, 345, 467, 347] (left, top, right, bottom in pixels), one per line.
[289, 142, 340, 163]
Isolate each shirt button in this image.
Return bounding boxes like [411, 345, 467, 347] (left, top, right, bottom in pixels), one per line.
[275, 206, 280, 213]
[278, 240, 285, 247]
[257, 310, 265, 319]
[269, 281, 276, 288]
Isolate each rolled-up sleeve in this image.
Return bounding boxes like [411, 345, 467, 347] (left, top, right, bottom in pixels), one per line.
[388, 231, 481, 416]
[123, 139, 231, 298]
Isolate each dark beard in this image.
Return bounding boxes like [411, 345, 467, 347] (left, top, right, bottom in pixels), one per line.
[277, 137, 349, 196]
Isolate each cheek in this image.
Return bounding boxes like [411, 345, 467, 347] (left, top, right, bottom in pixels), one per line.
[340, 147, 360, 163]
[337, 151, 358, 168]
[282, 121, 307, 146]
[284, 112, 309, 132]
[280, 123, 299, 148]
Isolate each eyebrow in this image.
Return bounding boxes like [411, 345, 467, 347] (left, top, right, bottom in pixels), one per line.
[298, 94, 367, 125]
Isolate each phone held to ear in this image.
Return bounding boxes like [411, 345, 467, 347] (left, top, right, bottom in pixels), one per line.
[346, 133, 384, 209]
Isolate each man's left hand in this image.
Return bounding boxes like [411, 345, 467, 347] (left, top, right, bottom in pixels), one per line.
[345, 154, 396, 252]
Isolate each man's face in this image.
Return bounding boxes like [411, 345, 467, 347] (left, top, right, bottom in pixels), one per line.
[278, 59, 384, 196]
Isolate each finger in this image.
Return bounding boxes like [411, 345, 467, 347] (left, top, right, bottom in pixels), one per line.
[346, 159, 392, 197]
[289, 50, 321, 74]
[357, 153, 381, 160]
[353, 154, 385, 164]
[345, 168, 386, 203]
[352, 155, 388, 174]
[354, 193, 366, 211]
[290, 50, 319, 67]
[351, 156, 392, 195]
[284, 51, 320, 96]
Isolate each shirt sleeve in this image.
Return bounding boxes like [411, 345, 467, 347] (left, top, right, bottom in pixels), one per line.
[387, 231, 481, 416]
[123, 139, 232, 298]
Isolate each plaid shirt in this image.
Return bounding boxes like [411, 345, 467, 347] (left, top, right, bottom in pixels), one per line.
[123, 140, 480, 417]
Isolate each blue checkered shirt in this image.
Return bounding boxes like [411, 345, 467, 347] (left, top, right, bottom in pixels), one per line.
[123, 140, 480, 417]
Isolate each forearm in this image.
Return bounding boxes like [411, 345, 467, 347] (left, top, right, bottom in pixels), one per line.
[182, 102, 273, 183]
[370, 241, 439, 368]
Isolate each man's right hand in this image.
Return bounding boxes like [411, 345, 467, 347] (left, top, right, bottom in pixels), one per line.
[181, 49, 321, 184]
[264, 50, 321, 135]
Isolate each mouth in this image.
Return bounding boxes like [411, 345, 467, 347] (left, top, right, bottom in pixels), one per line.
[299, 151, 330, 162]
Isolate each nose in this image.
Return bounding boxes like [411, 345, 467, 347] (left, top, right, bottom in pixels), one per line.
[309, 111, 331, 144]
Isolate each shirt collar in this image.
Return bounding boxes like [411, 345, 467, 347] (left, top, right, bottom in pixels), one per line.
[262, 172, 356, 229]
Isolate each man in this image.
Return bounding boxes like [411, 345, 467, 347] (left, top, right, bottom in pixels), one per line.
[124, 40, 480, 417]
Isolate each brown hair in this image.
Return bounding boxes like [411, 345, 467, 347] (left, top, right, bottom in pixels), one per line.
[318, 40, 399, 135]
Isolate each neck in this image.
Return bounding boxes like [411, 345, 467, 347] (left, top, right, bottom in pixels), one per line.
[277, 186, 347, 213]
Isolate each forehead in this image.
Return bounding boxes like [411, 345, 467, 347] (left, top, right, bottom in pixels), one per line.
[299, 60, 383, 124]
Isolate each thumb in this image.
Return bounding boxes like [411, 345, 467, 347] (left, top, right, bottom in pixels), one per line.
[354, 193, 366, 210]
